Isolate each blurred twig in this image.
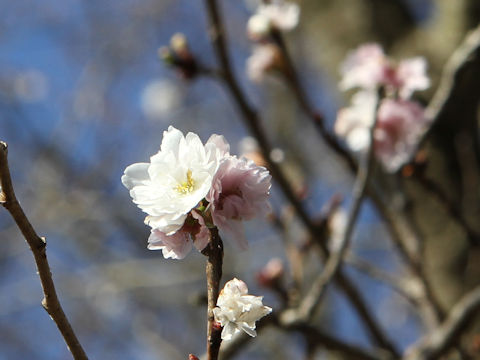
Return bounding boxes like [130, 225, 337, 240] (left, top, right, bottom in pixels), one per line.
[404, 285, 480, 360]
[201, 0, 399, 355]
[281, 88, 382, 324]
[0, 142, 88, 360]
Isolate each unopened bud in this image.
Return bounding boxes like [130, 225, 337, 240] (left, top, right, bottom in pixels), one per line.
[257, 258, 284, 287]
[170, 33, 188, 54]
[158, 46, 174, 64]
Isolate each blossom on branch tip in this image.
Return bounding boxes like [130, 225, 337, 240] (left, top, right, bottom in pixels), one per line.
[213, 278, 272, 341]
[247, 0, 300, 40]
[207, 156, 271, 249]
[147, 210, 210, 259]
[246, 44, 283, 82]
[121, 126, 227, 235]
[335, 95, 427, 172]
[122, 126, 271, 258]
[339, 43, 430, 97]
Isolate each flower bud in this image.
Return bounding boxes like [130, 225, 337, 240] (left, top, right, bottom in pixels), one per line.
[257, 258, 284, 288]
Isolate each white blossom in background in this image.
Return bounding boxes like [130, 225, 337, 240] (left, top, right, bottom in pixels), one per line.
[340, 43, 388, 91]
[257, 1, 300, 31]
[213, 278, 272, 340]
[246, 44, 281, 82]
[140, 79, 182, 122]
[207, 156, 271, 249]
[122, 126, 228, 235]
[335, 91, 377, 152]
[395, 57, 430, 99]
[247, 0, 300, 40]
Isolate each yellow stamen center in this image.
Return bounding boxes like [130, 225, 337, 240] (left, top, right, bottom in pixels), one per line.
[175, 169, 195, 194]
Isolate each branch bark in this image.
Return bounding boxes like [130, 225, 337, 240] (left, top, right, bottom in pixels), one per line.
[0, 141, 88, 360]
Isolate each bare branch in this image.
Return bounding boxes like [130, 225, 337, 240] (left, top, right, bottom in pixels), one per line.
[0, 141, 88, 360]
[202, 227, 224, 360]
[405, 285, 480, 360]
[201, 0, 399, 355]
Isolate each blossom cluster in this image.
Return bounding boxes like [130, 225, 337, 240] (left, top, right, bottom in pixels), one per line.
[122, 126, 271, 259]
[246, 0, 300, 82]
[335, 43, 430, 172]
[213, 278, 272, 340]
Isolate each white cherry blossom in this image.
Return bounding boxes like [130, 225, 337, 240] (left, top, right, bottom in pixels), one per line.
[213, 278, 272, 341]
[122, 126, 229, 235]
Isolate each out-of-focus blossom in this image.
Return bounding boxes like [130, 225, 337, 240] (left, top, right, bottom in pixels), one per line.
[147, 211, 210, 259]
[340, 43, 388, 91]
[122, 126, 228, 235]
[335, 91, 377, 152]
[213, 278, 272, 341]
[335, 94, 426, 172]
[337, 43, 430, 172]
[247, 13, 272, 41]
[374, 99, 425, 172]
[395, 57, 430, 99]
[340, 43, 429, 98]
[259, 1, 300, 31]
[257, 258, 284, 287]
[246, 44, 283, 82]
[207, 156, 271, 249]
[247, 0, 300, 40]
[140, 79, 182, 121]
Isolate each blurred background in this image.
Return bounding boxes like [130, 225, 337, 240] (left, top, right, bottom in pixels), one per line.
[1, 0, 480, 359]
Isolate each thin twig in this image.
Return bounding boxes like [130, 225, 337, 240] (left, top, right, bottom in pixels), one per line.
[282, 89, 381, 324]
[212, 313, 390, 360]
[419, 24, 480, 154]
[0, 141, 88, 360]
[202, 227, 224, 360]
[201, 0, 399, 355]
[404, 285, 480, 360]
[272, 27, 449, 330]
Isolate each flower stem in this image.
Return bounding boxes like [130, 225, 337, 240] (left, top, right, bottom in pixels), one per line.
[203, 227, 224, 360]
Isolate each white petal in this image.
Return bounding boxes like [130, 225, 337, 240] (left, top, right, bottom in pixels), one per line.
[121, 163, 150, 190]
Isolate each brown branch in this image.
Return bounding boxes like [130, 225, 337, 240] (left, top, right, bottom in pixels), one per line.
[273, 26, 450, 330]
[202, 227, 224, 360]
[404, 285, 480, 360]
[201, 0, 399, 355]
[214, 313, 391, 360]
[0, 141, 88, 360]
[420, 24, 480, 150]
[282, 89, 381, 324]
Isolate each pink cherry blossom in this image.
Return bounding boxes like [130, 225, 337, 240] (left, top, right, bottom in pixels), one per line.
[335, 94, 426, 172]
[207, 156, 271, 249]
[147, 210, 210, 259]
[340, 43, 390, 91]
[340, 43, 429, 98]
[374, 98, 425, 172]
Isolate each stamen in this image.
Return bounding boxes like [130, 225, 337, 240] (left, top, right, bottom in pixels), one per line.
[175, 169, 195, 194]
